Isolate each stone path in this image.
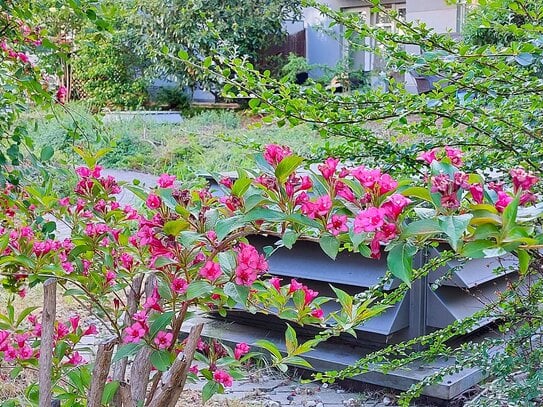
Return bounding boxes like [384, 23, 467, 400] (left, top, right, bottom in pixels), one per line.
[186, 377, 396, 407]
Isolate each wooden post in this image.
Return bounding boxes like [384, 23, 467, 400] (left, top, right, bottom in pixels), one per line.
[147, 323, 204, 407]
[38, 279, 56, 407]
[87, 337, 118, 407]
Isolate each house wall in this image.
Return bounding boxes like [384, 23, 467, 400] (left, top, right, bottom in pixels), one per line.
[406, 0, 458, 33]
[302, 0, 461, 89]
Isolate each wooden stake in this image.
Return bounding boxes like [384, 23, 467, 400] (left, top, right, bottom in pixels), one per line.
[38, 279, 56, 407]
[88, 337, 118, 407]
[147, 323, 204, 407]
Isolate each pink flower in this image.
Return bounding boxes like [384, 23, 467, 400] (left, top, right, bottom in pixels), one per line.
[75, 166, 92, 178]
[520, 191, 536, 206]
[17, 345, 33, 360]
[4, 346, 17, 362]
[326, 214, 348, 236]
[123, 322, 147, 343]
[0, 330, 10, 351]
[105, 270, 116, 285]
[62, 261, 74, 274]
[318, 158, 339, 180]
[58, 197, 70, 207]
[219, 177, 233, 189]
[441, 194, 460, 210]
[171, 277, 188, 295]
[56, 322, 70, 340]
[445, 146, 463, 167]
[352, 167, 381, 189]
[381, 194, 411, 220]
[495, 191, 513, 213]
[120, 253, 134, 270]
[335, 181, 355, 202]
[83, 325, 98, 336]
[469, 183, 484, 204]
[133, 311, 148, 323]
[354, 207, 386, 233]
[213, 369, 233, 387]
[56, 86, 68, 104]
[376, 174, 398, 195]
[417, 148, 438, 164]
[235, 243, 268, 286]
[234, 342, 250, 360]
[303, 287, 318, 306]
[67, 351, 86, 366]
[311, 309, 324, 319]
[17, 52, 29, 64]
[263, 144, 293, 166]
[510, 168, 538, 192]
[144, 288, 163, 312]
[146, 194, 162, 209]
[269, 276, 282, 291]
[288, 278, 304, 294]
[189, 365, 199, 375]
[199, 261, 222, 281]
[158, 173, 176, 188]
[69, 316, 80, 332]
[301, 195, 332, 219]
[154, 331, 173, 349]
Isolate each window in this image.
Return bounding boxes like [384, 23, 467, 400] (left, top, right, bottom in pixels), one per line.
[341, 3, 406, 72]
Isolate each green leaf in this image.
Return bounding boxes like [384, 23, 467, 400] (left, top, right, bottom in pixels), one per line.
[281, 230, 299, 249]
[461, 240, 496, 259]
[153, 256, 178, 268]
[386, 242, 416, 285]
[178, 50, 189, 60]
[402, 219, 441, 237]
[40, 146, 54, 161]
[248, 98, 261, 109]
[202, 380, 220, 403]
[223, 282, 249, 305]
[502, 195, 520, 232]
[215, 216, 243, 241]
[150, 350, 173, 372]
[401, 186, 433, 202]
[319, 234, 340, 260]
[149, 311, 174, 338]
[101, 381, 120, 405]
[112, 343, 143, 363]
[285, 324, 298, 354]
[186, 280, 213, 300]
[284, 355, 313, 368]
[330, 285, 353, 315]
[231, 177, 252, 197]
[243, 207, 285, 223]
[274, 155, 304, 183]
[163, 219, 190, 236]
[15, 307, 39, 328]
[438, 214, 473, 251]
[255, 339, 282, 360]
[517, 249, 531, 274]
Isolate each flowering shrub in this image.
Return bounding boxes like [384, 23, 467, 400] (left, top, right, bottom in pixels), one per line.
[0, 140, 541, 404]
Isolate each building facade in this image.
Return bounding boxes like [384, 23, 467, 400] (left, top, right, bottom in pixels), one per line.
[288, 0, 469, 91]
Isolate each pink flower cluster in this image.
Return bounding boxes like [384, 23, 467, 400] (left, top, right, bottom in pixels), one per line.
[353, 193, 411, 259]
[263, 144, 293, 166]
[418, 148, 539, 213]
[74, 166, 121, 197]
[235, 243, 268, 286]
[0, 314, 95, 367]
[417, 146, 463, 167]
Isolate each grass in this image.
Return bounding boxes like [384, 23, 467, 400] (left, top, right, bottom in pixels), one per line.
[25, 103, 335, 181]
